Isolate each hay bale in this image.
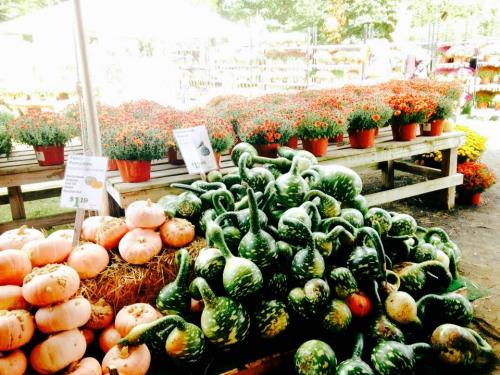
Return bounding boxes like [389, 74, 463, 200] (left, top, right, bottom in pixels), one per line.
[80, 237, 205, 312]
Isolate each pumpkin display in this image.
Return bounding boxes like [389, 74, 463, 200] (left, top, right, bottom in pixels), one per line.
[0, 309, 35, 351]
[99, 324, 122, 353]
[81, 216, 114, 243]
[114, 303, 161, 337]
[159, 218, 195, 248]
[85, 299, 114, 330]
[101, 344, 151, 375]
[0, 349, 28, 375]
[118, 229, 162, 265]
[67, 243, 110, 279]
[30, 328, 87, 374]
[0, 226, 44, 251]
[22, 264, 80, 306]
[22, 237, 72, 267]
[0, 285, 30, 310]
[95, 218, 129, 251]
[82, 328, 96, 346]
[125, 200, 166, 230]
[0, 250, 32, 286]
[65, 357, 102, 375]
[47, 229, 74, 245]
[35, 296, 92, 334]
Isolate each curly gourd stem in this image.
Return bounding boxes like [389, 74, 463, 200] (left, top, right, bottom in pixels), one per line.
[238, 152, 252, 183]
[321, 217, 357, 235]
[259, 182, 276, 212]
[117, 315, 177, 346]
[267, 225, 280, 238]
[215, 212, 239, 228]
[191, 277, 217, 309]
[448, 252, 458, 280]
[301, 201, 322, 232]
[206, 222, 233, 260]
[372, 280, 384, 313]
[235, 191, 263, 211]
[326, 226, 356, 246]
[212, 189, 235, 216]
[174, 249, 190, 288]
[358, 227, 388, 281]
[282, 217, 316, 263]
[352, 331, 364, 359]
[253, 155, 292, 170]
[301, 169, 320, 186]
[193, 181, 226, 191]
[424, 227, 450, 244]
[246, 187, 261, 234]
[304, 190, 340, 218]
[170, 183, 205, 195]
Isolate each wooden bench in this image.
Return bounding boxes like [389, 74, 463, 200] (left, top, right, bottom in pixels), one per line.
[106, 129, 465, 213]
[0, 145, 83, 231]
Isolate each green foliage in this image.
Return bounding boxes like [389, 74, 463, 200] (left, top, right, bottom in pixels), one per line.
[102, 127, 168, 161]
[0, 111, 14, 155]
[430, 97, 453, 121]
[347, 101, 393, 131]
[0, 0, 63, 22]
[296, 110, 342, 140]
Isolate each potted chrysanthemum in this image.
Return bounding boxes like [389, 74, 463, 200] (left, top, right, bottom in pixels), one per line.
[0, 111, 14, 156]
[422, 96, 455, 136]
[8, 109, 79, 166]
[296, 108, 342, 157]
[347, 101, 392, 149]
[388, 92, 435, 141]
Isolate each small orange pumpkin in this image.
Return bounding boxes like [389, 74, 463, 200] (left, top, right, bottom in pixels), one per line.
[65, 357, 102, 375]
[345, 291, 372, 318]
[0, 249, 32, 286]
[35, 296, 92, 334]
[22, 264, 80, 307]
[101, 345, 151, 375]
[125, 200, 166, 230]
[96, 218, 129, 251]
[81, 216, 114, 243]
[67, 243, 109, 279]
[99, 324, 122, 354]
[30, 328, 87, 374]
[47, 229, 75, 245]
[118, 229, 162, 265]
[159, 218, 195, 248]
[0, 285, 30, 310]
[114, 303, 161, 337]
[82, 328, 96, 346]
[85, 299, 114, 330]
[0, 349, 28, 375]
[22, 237, 72, 267]
[0, 309, 36, 351]
[0, 226, 45, 251]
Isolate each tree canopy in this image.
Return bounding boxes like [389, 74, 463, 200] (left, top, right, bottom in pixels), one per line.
[0, 0, 63, 22]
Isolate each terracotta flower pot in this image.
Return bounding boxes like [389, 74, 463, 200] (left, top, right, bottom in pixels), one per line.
[420, 119, 445, 137]
[214, 152, 221, 169]
[348, 129, 376, 149]
[167, 148, 184, 165]
[286, 136, 299, 149]
[255, 143, 279, 158]
[477, 102, 488, 109]
[329, 133, 345, 147]
[391, 123, 418, 141]
[471, 192, 481, 206]
[107, 159, 118, 171]
[116, 160, 151, 183]
[374, 128, 380, 136]
[34, 145, 65, 166]
[480, 77, 491, 84]
[459, 190, 481, 206]
[302, 138, 328, 157]
[495, 102, 500, 110]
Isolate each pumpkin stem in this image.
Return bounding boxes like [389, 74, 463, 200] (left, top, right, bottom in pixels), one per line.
[108, 366, 120, 375]
[119, 345, 130, 359]
[18, 225, 27, 235]
[351, 331, 364, 359]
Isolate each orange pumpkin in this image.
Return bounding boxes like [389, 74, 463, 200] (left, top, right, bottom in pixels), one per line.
[114, 303, 161, 337]
[0, 226, 44, 251]
[35, 296, 92, 334]
[82, 328, 96, 346]
[118, 229, 162, 265]
[96, 218, 129, 251]
[81, 216, 114, 243]
[0, 349, 28, 375]
[30, 328, 87, 374]
[67, 243, 109, 279]
[22, 264, 80, 307]
[125, 200, 166, 230]
[101, 345, 151, 375]
[99, 324, 122, 354]
[22, 237, 72, 267]
[0, 249, 32, 286]
[0, 309, 35, 351]
[159, 218, 195, 248]
[0, 285, 30, 310]
[65, 357, 102, 375]
[47, 229, 75, 245]
[345, 291, 372, 318]
[85, 299, 114, 330]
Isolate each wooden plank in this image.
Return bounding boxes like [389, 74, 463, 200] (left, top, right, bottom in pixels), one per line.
[380, 161, 394, 189]
[0, 212, 76, 232]
[7, 187, 26, 220]
[0, 188, 62, 205]
[393, 161, 442, 179]
[365, 174, 463, 207]
[440, 148, 459, 210]
[0, 169, 66, 187]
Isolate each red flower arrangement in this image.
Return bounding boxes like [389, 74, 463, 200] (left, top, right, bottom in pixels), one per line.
[387, 91, 437, 126]
[457, 162, 496, 193]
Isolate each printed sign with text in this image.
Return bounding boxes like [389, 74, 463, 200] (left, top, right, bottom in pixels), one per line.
[60, 155, 108, 210]
[173, 125, 218, 174]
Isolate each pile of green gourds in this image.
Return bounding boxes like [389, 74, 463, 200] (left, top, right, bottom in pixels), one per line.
[121, 143, 495, 374]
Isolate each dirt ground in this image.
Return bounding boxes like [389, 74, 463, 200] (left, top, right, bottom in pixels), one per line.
[360, 118, 500, 373]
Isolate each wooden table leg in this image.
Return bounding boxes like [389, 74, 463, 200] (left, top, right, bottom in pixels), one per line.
[7, 186, 26, 220]
[381, 160, 395, 189]
[107, 193, 123, 217]
[440, 147, 458, 210]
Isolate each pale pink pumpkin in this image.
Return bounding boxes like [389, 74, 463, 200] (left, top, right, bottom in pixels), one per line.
[118, 229, 162, 265]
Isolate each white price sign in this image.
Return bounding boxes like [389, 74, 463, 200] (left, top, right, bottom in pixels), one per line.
[60, 155, 108, 210]
[173, 125, 218, 174]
